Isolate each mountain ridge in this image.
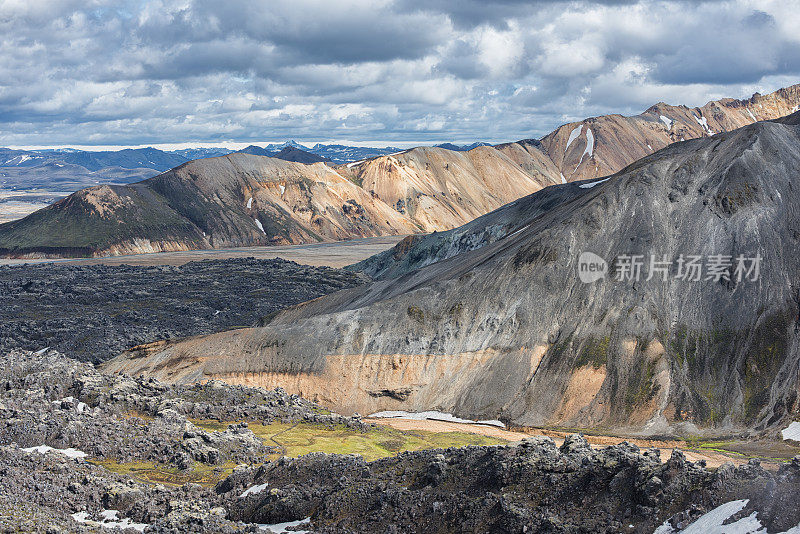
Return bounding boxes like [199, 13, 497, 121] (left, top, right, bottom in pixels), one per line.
[2, 84, 798, 257]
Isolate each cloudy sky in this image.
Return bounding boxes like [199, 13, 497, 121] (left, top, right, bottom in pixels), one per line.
[1, 0, 798, 149]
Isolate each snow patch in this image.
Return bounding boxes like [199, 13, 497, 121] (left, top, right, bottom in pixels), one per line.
[279, 184, 285, 195]
[693, 113, 714, 135]
[647, 144, 652, 150]
[241, 483, 269, 498]
[660, 115, 673, 129]
[247, 197, 253, 209]
[681, 499, 755, 533]
[34, 347, 50, 355]
[565, 125, 582, 152]
[347, 160, 364, 168]
[254, 219, 266, 234]
[368, 410, 505, 428]
[52, 396, 88, 413]
[651, 499, 800, 534]
[258, 517, 311, 533]
[23, 445, 87, 459]
[578, 177, 610, 189]
[782, 421, 800, 441]
[583, 128, 594, 158]
[747, 109, 757, 122]
[793, 104, 799, 113]
[560, 173, 566, 184]
[72, 509, 147, 532]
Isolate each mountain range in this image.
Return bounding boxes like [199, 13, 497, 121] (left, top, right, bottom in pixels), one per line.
[104, 110, 800, 437]
[1, 84, 798, 257]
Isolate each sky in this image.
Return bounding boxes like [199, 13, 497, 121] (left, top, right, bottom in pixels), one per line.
[1, 0, 799, 149]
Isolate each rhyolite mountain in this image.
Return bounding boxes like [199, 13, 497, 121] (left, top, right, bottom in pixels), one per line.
[0, 146, 559, 257]
[545, 83, 800, 183]
[105, 111, 800, 437]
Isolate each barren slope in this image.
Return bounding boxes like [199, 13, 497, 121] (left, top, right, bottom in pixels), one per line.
[0, 154, 419, 257]
[543, 84, 800, 182]
[338, 145, 560, 232]
[104, 113, 800, 437]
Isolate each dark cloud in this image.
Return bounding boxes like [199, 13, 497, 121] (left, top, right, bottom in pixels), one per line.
[0, 0, 797, 147]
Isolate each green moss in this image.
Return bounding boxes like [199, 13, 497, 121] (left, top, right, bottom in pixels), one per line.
[192, 420, 507, 463]
[575, 336, 610, 369]
[623, 358, 659, 414]
[742, 311, 791, 421]
[92, 459, 236, 487]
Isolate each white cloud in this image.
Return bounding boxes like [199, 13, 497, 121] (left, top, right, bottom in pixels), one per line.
[0, 0, 797, 147]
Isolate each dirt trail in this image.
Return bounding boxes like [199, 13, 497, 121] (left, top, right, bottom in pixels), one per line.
[367, 417, 770, 469]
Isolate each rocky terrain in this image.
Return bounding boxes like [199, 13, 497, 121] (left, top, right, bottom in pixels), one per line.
[5, 86, 797, 258]
[0, 349, 367, 532]
[0, 258, 365, 362]
[106, 112, 800, 438]
[1, 349, 799, 533]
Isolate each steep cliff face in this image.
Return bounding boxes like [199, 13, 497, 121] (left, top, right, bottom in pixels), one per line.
[542, 84, 800, 183]
[104, 113, 800, 437]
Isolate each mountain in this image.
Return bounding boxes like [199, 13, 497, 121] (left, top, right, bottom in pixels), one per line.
[236, 144, 329, 163]
[544, 84, 800, 183]
[435, 142, 491, 151]
[340, 145, 559, 232]
[273, 146, 329, 163]
[236, 145, 276, 157]
[55, 148, 188, 172]
[169, 147, 233, 160]
[0, 144, 561, 257]
[105, 112, 800, 437]
[307, 144, 403, 164]
[0, 153, 422, 257]
[3, 85, 799, 252]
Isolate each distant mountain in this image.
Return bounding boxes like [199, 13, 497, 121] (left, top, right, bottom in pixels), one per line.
[539, 84, 800, 182]
[54, 148, 187, 172]
[108, 111, 800, 437]
[237, 145, 276, 157]
[273, 146, 329, 164]
[306, 144, 403, 164]
[169, 147, 233, 160]
[434, 142, 491, 151]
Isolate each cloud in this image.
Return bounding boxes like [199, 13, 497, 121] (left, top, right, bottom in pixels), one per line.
[0, 0, 797, 147]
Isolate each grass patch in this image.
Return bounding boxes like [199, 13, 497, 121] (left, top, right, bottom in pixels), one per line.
[684, 438, 800, 463]
[192, 420, 507, 462]
[91, 459, 237, 487]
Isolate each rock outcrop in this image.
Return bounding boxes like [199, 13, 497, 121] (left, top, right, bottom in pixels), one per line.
[104, 112, 800, 437]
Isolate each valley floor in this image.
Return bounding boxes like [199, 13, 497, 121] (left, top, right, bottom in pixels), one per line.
[0, 235, 406, 267]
